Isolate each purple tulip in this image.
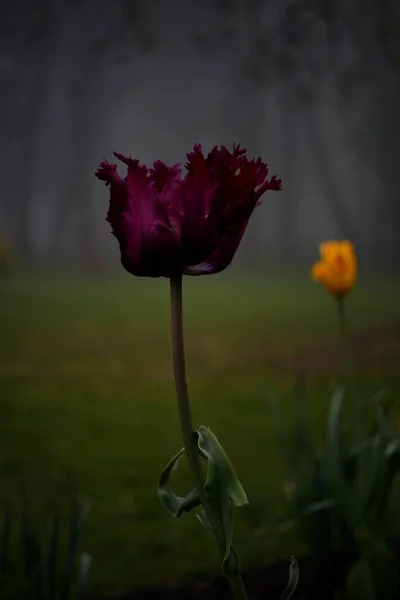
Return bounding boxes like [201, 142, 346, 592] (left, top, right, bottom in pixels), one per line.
[95, 143, 281, 277]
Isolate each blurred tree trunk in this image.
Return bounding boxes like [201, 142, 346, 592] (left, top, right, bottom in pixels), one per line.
[374, 70, 400, 270]
[278, 79, 298, 265]
[43, 2, 105, 273]
[13, 67, 47, 262]
[302, 99, 360, 250]
[44, 0, 154, 272]
[236, 80, 269, 265]
[70, 83, 101, 273]
[0, 82, 18, 237]
[45, 72, 102, 273]
[5, 20, 59, 264]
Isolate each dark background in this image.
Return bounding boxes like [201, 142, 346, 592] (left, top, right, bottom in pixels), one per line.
[1, 0, 399, 273]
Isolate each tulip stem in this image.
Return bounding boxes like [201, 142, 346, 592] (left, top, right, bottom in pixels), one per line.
[336, 295, 365, 440]
[336, 295, 354, 389]
[169, 273, 248, 600]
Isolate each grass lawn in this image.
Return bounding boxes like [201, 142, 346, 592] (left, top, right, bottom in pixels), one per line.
[0, 271, 399, 596]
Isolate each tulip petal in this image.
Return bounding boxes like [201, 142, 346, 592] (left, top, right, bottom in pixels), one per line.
[312, 240, 357, 296]
[95, 160, 125, 237]
[96, 144, 281, 278]
[185, 146, 282, 276]
[311, 261, 325, 281]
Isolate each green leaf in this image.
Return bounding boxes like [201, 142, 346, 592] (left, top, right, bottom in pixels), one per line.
[268, 375, 314, 476]
[361, 409, 390, 521]
[301, 498, 336, 515]
[200, 511, 242, 582]
[46, 515, 60, 600]
[157, 448, 201, 518]
[368, 542, 400, 599]
[325, 388, 365, 533]
[196, 509, 212, 536]
[345, 557, 376, 600]
[60, 495, 90, 600]
[369, 388, 392, 414]
[196, 426, 247, 562]
[197, 426, 248, 508]
[0, 507, 11, 573]
[346, 542, 400, 600]
[268, 377, 322, 519]
[221, 546, 244, 591]
[375, 472, 400, 539]
[281, 556, 299, 600]
[76, 553, 92, 600]
[160, 430, 248, 592]
[197, 510, 245, 593]
[19, 491, 43, 600]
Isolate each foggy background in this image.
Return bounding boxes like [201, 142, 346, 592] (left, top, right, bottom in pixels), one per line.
[1, 3, 400, 596]
[0, 0, 399, 273]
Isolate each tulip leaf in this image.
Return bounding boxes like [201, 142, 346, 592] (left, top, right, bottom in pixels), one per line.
[367, 543, 400, 599]
[0, 507, 11, 573]
[325, 388, 365, 533]
[159, 429, 248, 590]
[345, 557, 376, 600]
[157, 448, 201, 517]
[361, 408, 390, 520]
[301, 498, 336, 515]
[369, 388, 392, 414]
[197, 508, 244, 588]
[376, 472, 400, 538]
[281, 556, 299, 600]
[46, 514, 60, 600]
[346, 543, 400, 600]
[76, 552, 92, 600]
[60, 495, 90, 600]
[196, 426, 248, 558]
[196, 426, 248, 508]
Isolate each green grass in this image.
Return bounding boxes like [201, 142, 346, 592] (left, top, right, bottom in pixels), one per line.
[0, 271, 399, 596]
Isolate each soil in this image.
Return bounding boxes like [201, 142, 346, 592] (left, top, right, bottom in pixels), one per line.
[98, 558, 345, 600]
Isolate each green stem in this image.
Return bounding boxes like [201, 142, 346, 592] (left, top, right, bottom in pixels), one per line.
[336, 295, 364, 439]
[336, 295, 354, 390]
[169, 273, 248, 600]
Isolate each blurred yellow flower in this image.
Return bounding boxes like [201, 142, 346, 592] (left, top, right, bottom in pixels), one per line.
[311, 240, 357, 297]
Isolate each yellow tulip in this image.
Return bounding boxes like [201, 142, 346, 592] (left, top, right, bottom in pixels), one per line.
[311, 240, 357, 297]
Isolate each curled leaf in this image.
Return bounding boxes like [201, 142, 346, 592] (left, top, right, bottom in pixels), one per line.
[76, 552, 92, 600]
[197, 510, 245, 594]
[281, 556, 300, 600]
[196, 426, 248, 508]
[157, 448, 201, 517]
[196, 426, 247, 560]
